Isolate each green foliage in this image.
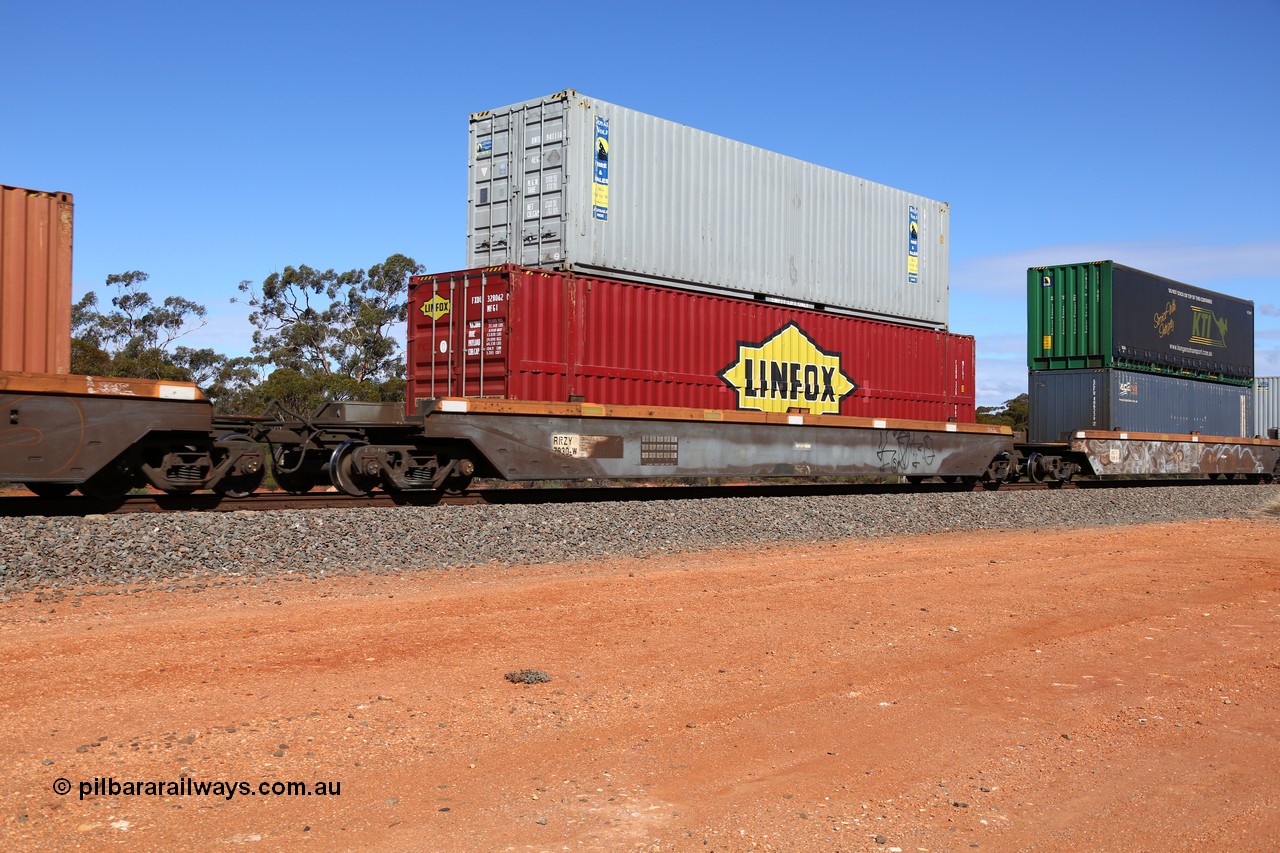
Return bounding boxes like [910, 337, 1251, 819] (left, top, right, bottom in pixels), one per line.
[70, 254, 421, 414]
[69, 338, 112, 377]
[73, 271, 208, 357]
[216, 368, 405, 416]
[186, 352, 264, 414]
[236, 253, 421, 389]
[976, 393, 1029, 432]
[71, 270, 221, 384]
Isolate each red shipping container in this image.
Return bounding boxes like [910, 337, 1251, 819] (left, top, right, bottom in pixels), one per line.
[0, 185, 74, 375]
[407, 265, 975, 422]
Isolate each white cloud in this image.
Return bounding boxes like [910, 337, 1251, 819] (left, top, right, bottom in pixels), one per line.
[975, 334, 1024, 356]
[1257, 346, 1280, 377]
[1262, 304, 1280, 317]
[974, 357, 1027, 409]
[954, 239, 1280, 298]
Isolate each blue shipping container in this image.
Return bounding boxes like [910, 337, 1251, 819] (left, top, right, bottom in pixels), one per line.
[1029, 369, 1254, 442]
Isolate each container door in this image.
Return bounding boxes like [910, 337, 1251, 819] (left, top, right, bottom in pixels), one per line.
[469, 94, 570, 269]
[407, 271, 510, 400]
[409, 273, 466, 400]
[1027, 262, 1109, 371]
[456, 270, 511, 397]
[943, 333, 977, 423]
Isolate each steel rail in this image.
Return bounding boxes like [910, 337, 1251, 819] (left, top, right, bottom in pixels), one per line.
[0, 477, 1272, 518]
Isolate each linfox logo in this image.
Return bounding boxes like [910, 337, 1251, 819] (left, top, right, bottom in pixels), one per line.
[717, 322, 858, 415]
[419, 294, 451, 321]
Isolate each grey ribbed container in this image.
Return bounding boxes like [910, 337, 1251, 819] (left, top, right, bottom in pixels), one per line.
[467, 90, 949, 328]
[1256, 377, 1279, 438]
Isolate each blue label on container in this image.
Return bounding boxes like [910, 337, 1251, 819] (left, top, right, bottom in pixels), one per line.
[476, 138, 492, 157]
[592, 116, 610, 221]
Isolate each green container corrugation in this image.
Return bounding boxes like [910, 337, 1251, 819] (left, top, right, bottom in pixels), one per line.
[1027, 260, 1254, 385]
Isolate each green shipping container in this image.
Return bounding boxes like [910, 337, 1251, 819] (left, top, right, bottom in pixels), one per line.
[1027, 260, 1254, 384]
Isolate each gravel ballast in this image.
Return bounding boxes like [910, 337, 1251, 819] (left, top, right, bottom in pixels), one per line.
[1, 485, 1276, 594]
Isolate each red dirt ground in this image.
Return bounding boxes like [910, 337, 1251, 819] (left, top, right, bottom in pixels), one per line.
[2, 517, 1278, 851]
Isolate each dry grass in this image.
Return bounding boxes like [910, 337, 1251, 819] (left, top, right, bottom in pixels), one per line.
[504, 669, 552, 684]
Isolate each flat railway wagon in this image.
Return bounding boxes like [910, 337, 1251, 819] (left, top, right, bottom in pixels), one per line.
[1039, 430, 1280, 482]
[0, 370, 1018, 497]
[228, 398, 1022, 497]
[4, 368, 1278, 500]
[1008, 430, 1280, 485]
[0, 372, 265, 498]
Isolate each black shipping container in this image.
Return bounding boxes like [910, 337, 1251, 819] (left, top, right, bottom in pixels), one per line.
[1029, 369, 1255, 443]
[1028, 261, 1255, 381]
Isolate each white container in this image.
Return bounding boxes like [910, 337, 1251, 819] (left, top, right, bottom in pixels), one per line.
[468, 90, 949, 328]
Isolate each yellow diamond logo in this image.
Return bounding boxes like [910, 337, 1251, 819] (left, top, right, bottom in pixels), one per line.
[419, 294, 451, 321]
[717, 322, 858, 414]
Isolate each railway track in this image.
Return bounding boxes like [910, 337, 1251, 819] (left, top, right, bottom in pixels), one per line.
[0, 477, 1268, 517]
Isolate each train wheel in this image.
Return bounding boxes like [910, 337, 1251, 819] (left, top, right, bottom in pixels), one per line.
[213, 435, 266, 499]
[25, 483, 74, 499]
[273, 470, 314, 494]
[329, 440, 379, 497]
[443, 476, 474, 496]
[981, 453, 1013, 489]
[440, 458, 477, 495]
[271, 447, 315, 494]
[1025, 452, 1044, 484]
[78, 467, 136, 500]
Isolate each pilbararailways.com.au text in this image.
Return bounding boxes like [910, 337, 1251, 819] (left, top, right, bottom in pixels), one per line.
[53, 776, 341, 801]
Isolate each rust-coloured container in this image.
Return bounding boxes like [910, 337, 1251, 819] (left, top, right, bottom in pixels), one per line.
[407, 266, 975, 422]
[0, 185, 74, 374]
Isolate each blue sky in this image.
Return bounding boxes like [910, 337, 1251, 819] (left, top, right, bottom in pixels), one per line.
[4, 1, 1278, 406]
